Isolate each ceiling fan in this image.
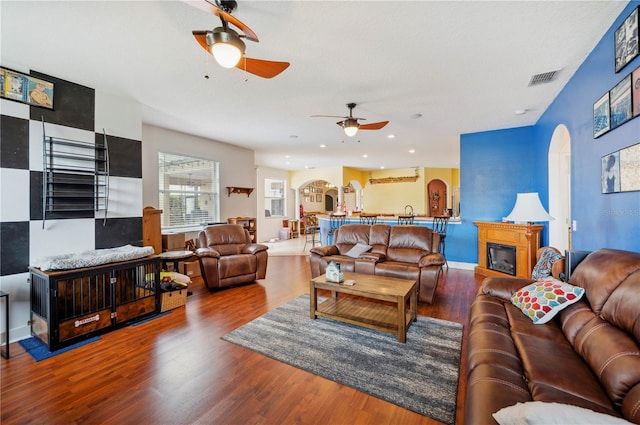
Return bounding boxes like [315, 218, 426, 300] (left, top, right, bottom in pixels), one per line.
[312, 103, 389, 137]
[187, 0, 290, 79]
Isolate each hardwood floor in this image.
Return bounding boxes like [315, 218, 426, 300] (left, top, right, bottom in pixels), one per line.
[1, 256, 483, 425]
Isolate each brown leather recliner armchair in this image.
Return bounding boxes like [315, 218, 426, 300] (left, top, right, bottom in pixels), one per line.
[196, 224, 268, 290]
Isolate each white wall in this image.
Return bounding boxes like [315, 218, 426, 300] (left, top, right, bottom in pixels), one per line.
[141, 124, 257, 225]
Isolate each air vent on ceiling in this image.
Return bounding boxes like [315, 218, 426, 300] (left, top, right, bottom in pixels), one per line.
[528, 70, 559, 86]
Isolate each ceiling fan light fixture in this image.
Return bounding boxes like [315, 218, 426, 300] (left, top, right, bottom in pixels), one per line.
[207, 28, 245, 68]
[343, 119, 359, 137]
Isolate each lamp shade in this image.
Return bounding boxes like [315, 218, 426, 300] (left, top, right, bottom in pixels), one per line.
[343, 119, 359, 137]
[207, 28, 245, 68]
[504, 192, 554, 223]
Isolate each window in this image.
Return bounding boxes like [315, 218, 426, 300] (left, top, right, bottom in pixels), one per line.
[158, 152, 219, 229]
[264, 178, 285, 217]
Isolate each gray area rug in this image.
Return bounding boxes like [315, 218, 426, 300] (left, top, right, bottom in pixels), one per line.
[222, 294, 463, 425]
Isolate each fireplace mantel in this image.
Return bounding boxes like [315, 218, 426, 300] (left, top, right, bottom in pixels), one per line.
[474, 221, 543, 279]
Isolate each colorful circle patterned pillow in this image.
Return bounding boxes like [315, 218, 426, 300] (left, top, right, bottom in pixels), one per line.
[511, 278, 585, 324]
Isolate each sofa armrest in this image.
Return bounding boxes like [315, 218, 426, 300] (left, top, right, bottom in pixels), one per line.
[419, 252, 445, 267]
[243, 243, 269, 255]
[481, 276, 535, 301]
[310, 245, 339, 256]
[196, 247, 221, 259]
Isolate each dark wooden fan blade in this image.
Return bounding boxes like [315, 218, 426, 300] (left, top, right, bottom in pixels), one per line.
[183, 0, 259, 42]
[235, 57, 290, 78]
[193, 31, 211, 54]
[359, 121, 389, 130]
[335, 120, 346, 127]
[216, 7, 259, 42]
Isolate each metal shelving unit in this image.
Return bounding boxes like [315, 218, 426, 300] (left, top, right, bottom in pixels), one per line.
[42, 119, 109, 229]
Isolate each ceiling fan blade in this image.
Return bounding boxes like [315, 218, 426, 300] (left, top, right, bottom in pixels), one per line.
[216, 7, 259, 42]
[359, 121, 389, 130]
[193, 30, 210, 53]
[310, 115, 348, 119]
[183, 0, 258, 42]
[235, 57, 290, 78]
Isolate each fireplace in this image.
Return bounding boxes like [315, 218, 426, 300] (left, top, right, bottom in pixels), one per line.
[487, 242, 516, 276]
[474, 221, 542, 279]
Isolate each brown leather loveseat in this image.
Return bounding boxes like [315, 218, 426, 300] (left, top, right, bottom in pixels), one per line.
[196, 224, 268, 290]
[465, 248, 640, 424]
[309, 224, 445, 303]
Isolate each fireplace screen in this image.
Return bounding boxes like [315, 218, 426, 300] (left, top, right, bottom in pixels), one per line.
[487, 243, 516, 276]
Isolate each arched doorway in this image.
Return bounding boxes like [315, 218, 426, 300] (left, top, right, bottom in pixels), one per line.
[427, 179, 448, 217]
[548, 124, 571, 251]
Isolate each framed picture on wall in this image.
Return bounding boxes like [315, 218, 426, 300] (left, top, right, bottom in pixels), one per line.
[0, 67, 55, 109]
[632, 65, 640, 117]
[315, 194, 322, 202]
[3, 68, 27, 102]
[610, 74, 632, 129]
[615, 6, 639, 73]
[620, 143, 640, 192]
[26, 75, 54, 109]
[602, 143, 640, 194]
[593, 92, 610, 138]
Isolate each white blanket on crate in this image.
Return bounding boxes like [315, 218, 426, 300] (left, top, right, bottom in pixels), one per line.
[32, 245, 155, 271]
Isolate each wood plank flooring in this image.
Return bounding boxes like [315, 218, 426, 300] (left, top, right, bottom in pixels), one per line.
[1, 256, 483, 425]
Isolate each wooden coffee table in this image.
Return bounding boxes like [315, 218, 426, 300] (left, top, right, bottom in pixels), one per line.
[310, 272, 417, 343]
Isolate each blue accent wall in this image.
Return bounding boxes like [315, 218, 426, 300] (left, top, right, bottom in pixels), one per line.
[536, 0, 640, 252]
[456, 126, 547, 264]
[454, 1, 640, 264]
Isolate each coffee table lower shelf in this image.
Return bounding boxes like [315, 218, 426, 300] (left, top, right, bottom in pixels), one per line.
[315, 297, 414, 337]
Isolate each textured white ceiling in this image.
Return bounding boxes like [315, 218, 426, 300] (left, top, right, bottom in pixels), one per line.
[0, 1, 627, 171]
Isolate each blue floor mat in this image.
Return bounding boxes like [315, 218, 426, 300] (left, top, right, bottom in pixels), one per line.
[19, 336, 100, 362]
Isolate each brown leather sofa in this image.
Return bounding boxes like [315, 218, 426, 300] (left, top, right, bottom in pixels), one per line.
[465, 248, 640, 424]
[196, 224, 268, 290]
[309, 224, 445, 303]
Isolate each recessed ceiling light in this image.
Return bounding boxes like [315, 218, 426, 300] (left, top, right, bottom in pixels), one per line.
[362, 154, 368, 158]
[515, 109, 527, 115]
[284, 155, 290, 159]
[320, 144, 327, 148]
[304, 165, 309, 169]
[408, 149, 415, 154]
[380, 166, 385, 169]
[387, 134, 395, 139]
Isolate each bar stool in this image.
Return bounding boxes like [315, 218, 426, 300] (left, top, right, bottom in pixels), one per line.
[397, 215, 414, 224]
[359, 214, 378, 225]
[303, 215, 319, 251]
[433, 215, 450, 269]
[327, 214, 346, 244]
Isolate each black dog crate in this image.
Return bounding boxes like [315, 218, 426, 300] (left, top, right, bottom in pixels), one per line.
[29, 256, 160, 351]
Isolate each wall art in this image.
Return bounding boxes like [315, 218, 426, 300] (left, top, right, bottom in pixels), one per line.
[615, 6, 639, 73]
[610, 74, 632, 129]
[633, 65, 640, 117]
[602, 143, 640, 193]
[594, 92, 610, 138]
[0, 67, 54, 109]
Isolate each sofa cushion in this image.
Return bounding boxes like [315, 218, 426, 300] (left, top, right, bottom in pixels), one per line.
[493, 401, 631, 425]
[386, 225, 434, 263]
[511, 278, 584, 324]
[333, 224, 370, 255]
[532, 248, 563, 279]
[345, 242, 372, 258]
